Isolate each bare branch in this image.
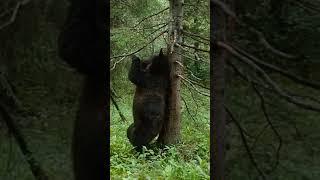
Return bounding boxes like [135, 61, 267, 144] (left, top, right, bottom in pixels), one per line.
[0, 103, 48, 180]
[231, 44, 320, 90]
[111, 22, 167, 33]
[295, 0, 320, 13]
[176, 49, 209, 64]
[0, 0, 31, 31]
[182, 30, 210, 42]
[211, 0, 298, 59]
[252, 85, 282, 174]
[179, 75, 210, 97]
[110, 94, 126, 122]
[149, 23, 168, 35]
[228, 59, 320, 113]
[133, 7, 169, 28]
[225, 106, 266, 180]
[185, 76, 209, 90]
[110, 56, 126, 71]
[174, 60, 203, 81]
[217, 41, 320, 112]
[181, 96, 198, 123]
[179, 43, 210, 53]
[289, 0, 320, 13]
[111, 30, 167, 59]
[183, 83, 200, 115]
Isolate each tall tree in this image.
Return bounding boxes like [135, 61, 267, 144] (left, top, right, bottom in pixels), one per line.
[211, 0, 228, 179]
[158, 0, 184, 144]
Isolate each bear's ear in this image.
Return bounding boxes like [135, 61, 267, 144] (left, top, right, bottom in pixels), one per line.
[131, 55, 140, 61]
[159, 48, 163, 56]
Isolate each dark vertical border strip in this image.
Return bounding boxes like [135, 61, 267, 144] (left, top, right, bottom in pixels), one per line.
[105, 0, 111, 178]
[96, 0, 110, 178]
[210, 0, 214, 179]
[107, 0, 111, 178]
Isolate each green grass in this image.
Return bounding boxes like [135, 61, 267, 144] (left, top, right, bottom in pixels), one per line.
[110, 86, 210, 179]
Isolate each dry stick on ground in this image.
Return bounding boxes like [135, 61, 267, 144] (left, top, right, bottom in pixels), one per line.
[231, 44, 320, 90]
[111, 30, 167, 59]
[0, 104, 48, 180]
[133, 7, 169, 28]
[225, 105, 267, 180]
[110, 94, 126, 122]
[216, 41, 320, 112]
[110, 86, 120, 98]
[211, 0, 298, 59]
[252, 85, 282, 174]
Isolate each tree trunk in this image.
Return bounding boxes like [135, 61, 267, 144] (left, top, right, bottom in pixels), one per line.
[158, 0, 183, 145]
[211, 0, 228, 179]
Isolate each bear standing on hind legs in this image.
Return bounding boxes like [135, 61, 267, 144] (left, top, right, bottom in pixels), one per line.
[127, 49, 170, 151]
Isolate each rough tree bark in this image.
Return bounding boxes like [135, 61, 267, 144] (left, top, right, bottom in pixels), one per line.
[158, 0, 183, 145]
[211, 0, 227, 179]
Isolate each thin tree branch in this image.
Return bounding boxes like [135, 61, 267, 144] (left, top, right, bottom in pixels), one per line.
[231, 44, 320, 90]
[295, 0, 320, 13]
[289, 0, 320, 13]
[225, 105, 266, 180]
[181, 95, 198, 123]
[182, 30, 210, 42]
[216, 41, 320, 112]
[228, 59, 319, 144]
[111, 30, 167, 59]
[111, 22, 167, 32]
[179, 75, 210, 97]
[228, 59, 320, 110]
[252, 85, 282, 174]
[149, 23, 168, 35]
[0, 0, 31, 30]
[183, 82, 200, 115]
[110, 94, 126, 122]
[211, 0, 298, 59]
[0, 104, 48, 180]
[179, 43, 210, 53]
[133, 7, 169, 28]
[110, 56, 126, 70]
[176, 50, 209, 64]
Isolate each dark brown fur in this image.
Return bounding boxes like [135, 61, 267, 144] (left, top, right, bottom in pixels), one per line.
[127, 50, 170, 151]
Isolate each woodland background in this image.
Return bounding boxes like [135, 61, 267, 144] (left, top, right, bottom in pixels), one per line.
[0, 0, 319, 180]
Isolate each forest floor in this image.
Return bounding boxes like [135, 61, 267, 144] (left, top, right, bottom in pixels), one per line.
[110, 87, 210, 179]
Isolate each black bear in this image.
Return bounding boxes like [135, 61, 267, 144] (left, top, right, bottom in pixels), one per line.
[57, 0, 107, 179]
[127, 49, 170, 150]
